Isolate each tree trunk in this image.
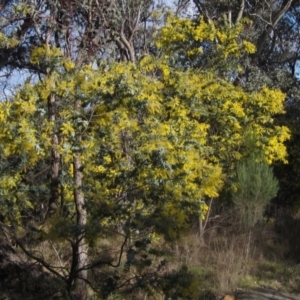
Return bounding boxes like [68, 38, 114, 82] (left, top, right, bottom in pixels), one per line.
[72, 153, 88, 300]
[72, 95, 88, 300]
[44, 13, 60, 219]
[47, 93, 60, 218]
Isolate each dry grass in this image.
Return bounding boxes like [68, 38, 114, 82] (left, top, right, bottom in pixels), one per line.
[172, 231, 255, 296]
[4, 210, 300, 299]
[169, 213, 300, 298]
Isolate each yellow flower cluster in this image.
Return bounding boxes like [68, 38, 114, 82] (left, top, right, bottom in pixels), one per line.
[30, 45, 62, 65]
[0, 14, 290, 236]
[0, 32, 18, 48]
[155, 14, 256, 60]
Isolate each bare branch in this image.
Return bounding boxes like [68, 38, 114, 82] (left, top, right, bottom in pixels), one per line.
[15, 238, 68, 282]
[253, 0, 293, 63]
[82, 236, 128, 271]
[236, 0, 245, 23]
[50, 241, 69, 277]
[272, 0, 293, 28]
[120, 19, 136, 62]
[192, 0, 212, 22]
[128, 5, 141, 44]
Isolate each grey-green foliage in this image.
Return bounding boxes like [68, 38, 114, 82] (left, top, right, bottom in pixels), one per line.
[233, 155, 279, 230]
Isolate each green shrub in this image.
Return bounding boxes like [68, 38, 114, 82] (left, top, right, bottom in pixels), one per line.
[233, 155, 279, 230]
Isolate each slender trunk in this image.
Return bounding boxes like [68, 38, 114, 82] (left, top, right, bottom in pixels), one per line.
[198, 198, 214, 244]
[45, 11, 59, 218]
[47, 93, 60, 217]
[73, 153, 88, 300]
[198, 218, 204, 243]
[72, 101, 88, 300]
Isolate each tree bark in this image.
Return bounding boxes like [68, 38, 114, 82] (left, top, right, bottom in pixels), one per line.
[72, 101, 88, 300]
[47, 93, 60, 218]
[46, 14, 60, 218]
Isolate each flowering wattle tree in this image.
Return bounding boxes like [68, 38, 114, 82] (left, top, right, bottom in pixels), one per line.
[0, 14, 289, 299]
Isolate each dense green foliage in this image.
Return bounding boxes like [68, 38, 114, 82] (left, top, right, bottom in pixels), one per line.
[233, 155, 279, 229]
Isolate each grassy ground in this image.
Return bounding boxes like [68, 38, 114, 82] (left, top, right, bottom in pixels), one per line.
[167, 211, 300, 299]
[1, 209, 300, 299]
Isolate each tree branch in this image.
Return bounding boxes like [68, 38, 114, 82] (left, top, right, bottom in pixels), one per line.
[252, 0, 293, 63]
[236, 0, 245, 23]
[120, 19, 136, 62]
